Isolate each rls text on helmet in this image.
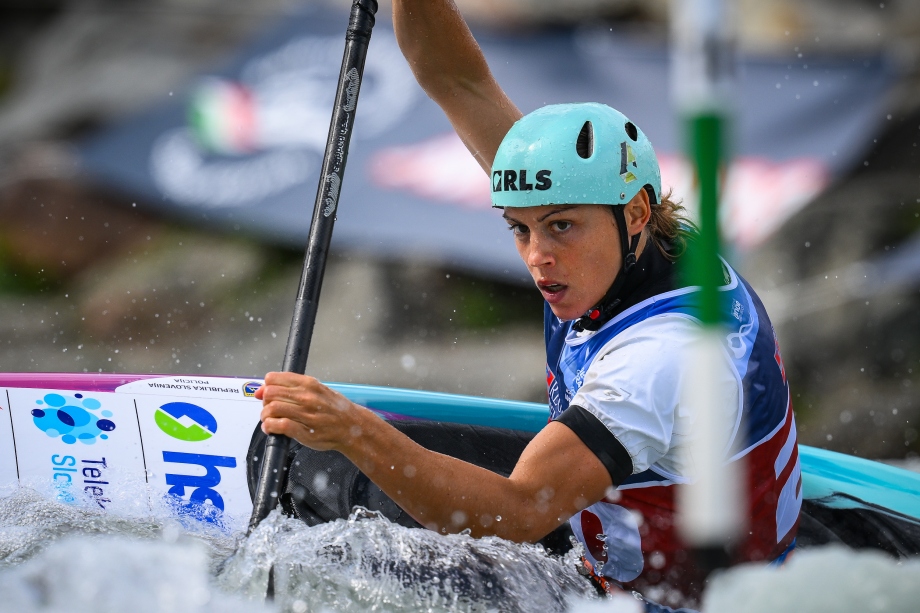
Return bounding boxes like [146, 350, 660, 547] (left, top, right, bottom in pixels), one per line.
[491, 169, 552, 193]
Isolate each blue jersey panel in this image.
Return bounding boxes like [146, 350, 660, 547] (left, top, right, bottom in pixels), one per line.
[736, 276, 790, 450]
[545, 288, 699, 419]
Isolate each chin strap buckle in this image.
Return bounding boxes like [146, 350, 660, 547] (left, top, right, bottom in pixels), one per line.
[623, 230, 640, 274]
[623, 252, 637, 273]
[574, 299, 621, 332]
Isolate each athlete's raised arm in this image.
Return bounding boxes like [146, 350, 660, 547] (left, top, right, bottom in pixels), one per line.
[393, 0, 522, 172]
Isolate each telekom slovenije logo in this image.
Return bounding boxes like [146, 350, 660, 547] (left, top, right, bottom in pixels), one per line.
[31, 393, 115, 445]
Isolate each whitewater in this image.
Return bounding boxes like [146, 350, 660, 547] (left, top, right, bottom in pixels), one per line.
[2, 485, 920, 613]
[0, 485, 598, 613]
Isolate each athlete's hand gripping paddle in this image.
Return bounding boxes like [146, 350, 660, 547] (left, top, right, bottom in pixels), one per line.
[248, 0, 379, 535]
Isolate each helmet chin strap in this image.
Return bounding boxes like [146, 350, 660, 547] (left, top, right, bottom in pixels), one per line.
[573, 205, 641, 332]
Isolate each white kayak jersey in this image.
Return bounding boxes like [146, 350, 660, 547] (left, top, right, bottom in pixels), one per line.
[545, 262, 800, 597]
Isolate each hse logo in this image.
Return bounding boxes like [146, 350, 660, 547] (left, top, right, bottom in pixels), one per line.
[491, 169, 552, 193]
[242, 381, 261, 397]
[164, 452, 236, 519]
[31, 393, 115, 445]
[155, 402, 217, 442]
[153, 402, 236, 520]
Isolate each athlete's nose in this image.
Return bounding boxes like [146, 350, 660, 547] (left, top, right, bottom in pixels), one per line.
[525, 231, 555, 270]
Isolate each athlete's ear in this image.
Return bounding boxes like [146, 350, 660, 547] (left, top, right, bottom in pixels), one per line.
[624, 188, 651, 236]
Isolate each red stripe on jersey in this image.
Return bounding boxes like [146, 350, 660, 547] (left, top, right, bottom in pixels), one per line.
[776, 437, 799, 488]
[741, 397, 799, 561]
[607, 397, 800, 605]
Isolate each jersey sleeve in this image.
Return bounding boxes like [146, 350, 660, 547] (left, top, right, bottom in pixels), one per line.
[558, 314, 740, 478]
[556, 403, 633, 485]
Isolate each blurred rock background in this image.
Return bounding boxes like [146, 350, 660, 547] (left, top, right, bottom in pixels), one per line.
[0, 0, 918, 461]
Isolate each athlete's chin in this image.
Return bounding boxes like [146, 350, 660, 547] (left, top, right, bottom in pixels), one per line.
[533, 279, 591, 320]
[546, 302, 585, 321]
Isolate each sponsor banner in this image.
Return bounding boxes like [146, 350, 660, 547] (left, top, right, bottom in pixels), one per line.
[114, 375, 264, 401]
[0, 376, 262, 526]
[78, 4, 896, 280]
[134, 394, 259, 522]
[6, 388, 145, 514]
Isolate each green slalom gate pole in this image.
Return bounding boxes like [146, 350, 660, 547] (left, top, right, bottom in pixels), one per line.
[688, 113, 723, 327]
[671, 0, 745, 574]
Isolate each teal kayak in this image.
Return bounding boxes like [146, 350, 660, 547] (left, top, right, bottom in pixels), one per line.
[326, 381, 920, 522]
[323, 381, 920, 558]
[3, 372, 918, 553]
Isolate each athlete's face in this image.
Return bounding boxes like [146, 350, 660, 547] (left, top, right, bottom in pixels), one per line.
[503, 193, 650, 321]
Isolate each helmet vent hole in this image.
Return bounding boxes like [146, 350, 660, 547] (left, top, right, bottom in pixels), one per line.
[576, 121, 594, 159]
[625, 121, 638, 141]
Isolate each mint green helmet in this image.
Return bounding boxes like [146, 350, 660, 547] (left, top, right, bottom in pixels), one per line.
[491, 103, 661, 209]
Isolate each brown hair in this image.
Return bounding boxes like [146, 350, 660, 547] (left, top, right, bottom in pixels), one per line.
[607, 188, 696, 258]
[647, 188, 697, 259]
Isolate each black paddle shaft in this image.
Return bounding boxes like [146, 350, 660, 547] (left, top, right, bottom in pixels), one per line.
[248, 0, 379, 534]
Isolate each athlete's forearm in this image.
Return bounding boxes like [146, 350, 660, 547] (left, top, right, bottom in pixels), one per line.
[392, 0, 521, 170]
[257, 373, 602, 542]
[392, 0, 490, 96]
[340, 408, 566, 542]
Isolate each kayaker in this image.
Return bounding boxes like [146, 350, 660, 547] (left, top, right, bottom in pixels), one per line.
[254, 0, 800, 607]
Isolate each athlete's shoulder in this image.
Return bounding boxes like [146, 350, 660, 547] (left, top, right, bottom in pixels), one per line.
[594, 312, 701, 357]
[577, 315, 707, 402]
[584, 313, 737, 402]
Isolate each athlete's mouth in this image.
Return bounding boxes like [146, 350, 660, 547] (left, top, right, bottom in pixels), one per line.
[537, 281, 566, 294]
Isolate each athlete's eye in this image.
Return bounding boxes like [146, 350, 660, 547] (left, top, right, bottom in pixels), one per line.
[551, 220, 572, 232]
[507, 223, 529, 236]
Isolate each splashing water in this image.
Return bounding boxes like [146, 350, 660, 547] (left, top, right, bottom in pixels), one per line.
[0, 487, 598, 613]
[0, 487, 255, 613]
[0, 487, 237, 574]
[221, 507, 597, 612]
[8, 484, 920, 613]
[703, 546, 920, 613]
[0, 534, 272, 613]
